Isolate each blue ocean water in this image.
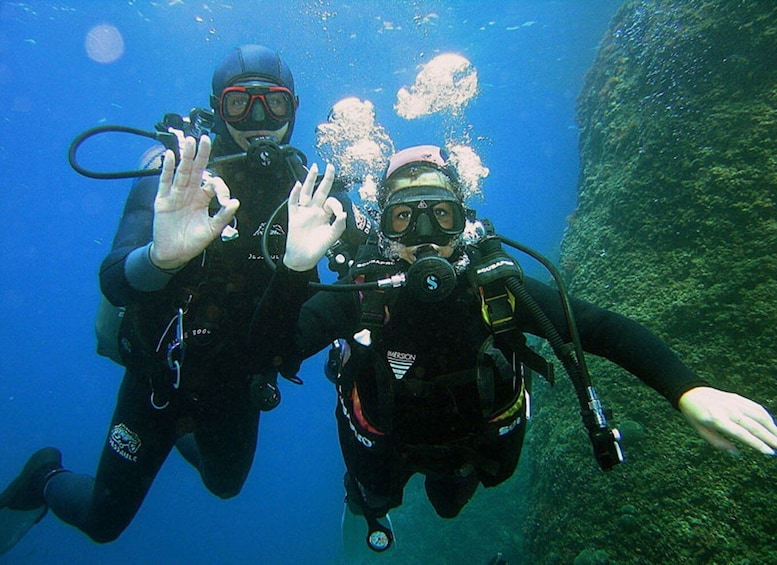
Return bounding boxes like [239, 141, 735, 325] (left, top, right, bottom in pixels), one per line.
[0, 1, 622, 563]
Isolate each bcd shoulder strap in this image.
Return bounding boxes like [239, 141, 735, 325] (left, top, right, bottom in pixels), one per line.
[467, 237, 555, 385]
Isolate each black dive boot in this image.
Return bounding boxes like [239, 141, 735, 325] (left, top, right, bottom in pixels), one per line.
[0, 447, 63, 554]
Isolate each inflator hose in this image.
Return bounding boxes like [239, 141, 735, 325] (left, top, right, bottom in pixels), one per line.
[497, 235, 590, 383]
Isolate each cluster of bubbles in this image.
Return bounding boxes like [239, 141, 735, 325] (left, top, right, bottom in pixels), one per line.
[445, 143, 489, 202]
[315, 98, 395, 204]
[395, 53, 478, 119]
[315, 53, 488, 205]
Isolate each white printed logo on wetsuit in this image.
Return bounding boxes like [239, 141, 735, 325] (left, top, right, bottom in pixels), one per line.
[387, 350, 415, 380]
[249, 222, 286, 261]
[350, 203, 372, 237]
[252, 222, 286, 238]
[109, 423, 142, 462]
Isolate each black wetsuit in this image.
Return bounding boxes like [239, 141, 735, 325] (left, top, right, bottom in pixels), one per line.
[254, 250, 708, 519]
[43, 135, 310, 542]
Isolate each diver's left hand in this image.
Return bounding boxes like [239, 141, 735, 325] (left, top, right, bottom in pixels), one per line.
[678, 386, 777, 456]
[283, 163, 346, 271]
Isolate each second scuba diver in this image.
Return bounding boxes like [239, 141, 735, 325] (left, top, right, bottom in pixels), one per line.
[252, 145, 777, 553]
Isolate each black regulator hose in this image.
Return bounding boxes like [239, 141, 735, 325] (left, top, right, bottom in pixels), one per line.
[69, 124, 307, 181]
[68, 124, 180, 179]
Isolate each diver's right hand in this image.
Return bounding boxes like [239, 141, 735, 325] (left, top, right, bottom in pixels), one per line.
[283, 163, 346, 272]
[150, 135, 240, 270]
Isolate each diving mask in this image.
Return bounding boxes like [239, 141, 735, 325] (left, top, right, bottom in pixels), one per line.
[217, 81, 297, 132]
[381, 186, 465, 246]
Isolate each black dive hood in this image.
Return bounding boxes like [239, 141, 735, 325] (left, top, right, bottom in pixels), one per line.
[67, 110, 307, 181]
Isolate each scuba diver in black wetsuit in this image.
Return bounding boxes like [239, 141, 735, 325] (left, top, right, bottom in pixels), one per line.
[0, 44, 368, 553]
[252, 145, 777, 554]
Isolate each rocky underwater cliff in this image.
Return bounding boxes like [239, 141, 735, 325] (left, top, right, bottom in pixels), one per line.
[522, 1, 777, 563]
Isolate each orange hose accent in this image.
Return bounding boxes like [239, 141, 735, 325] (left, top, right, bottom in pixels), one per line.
[352, 384, 384, 435]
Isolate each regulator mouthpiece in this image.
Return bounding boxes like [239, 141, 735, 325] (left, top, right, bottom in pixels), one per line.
[405, 245, 456, 302]
[246, 136, 282, 168]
